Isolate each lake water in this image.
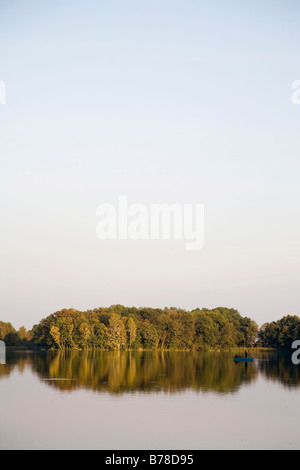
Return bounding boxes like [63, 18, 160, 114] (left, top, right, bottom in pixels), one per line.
[1, 350, 300, 450]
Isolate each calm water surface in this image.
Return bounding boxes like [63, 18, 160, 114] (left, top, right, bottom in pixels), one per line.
[1, 350, 300, 449]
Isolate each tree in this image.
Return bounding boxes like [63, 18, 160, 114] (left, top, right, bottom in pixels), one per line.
[50, 326, 61, 349]
[220, 322, 236, 349]
[195, 314, 219, 350]
[127, 317, 137, 348]
[79, 322, 91, 349]
[141, 320, 159, 349]
[108, 314, 127, 350]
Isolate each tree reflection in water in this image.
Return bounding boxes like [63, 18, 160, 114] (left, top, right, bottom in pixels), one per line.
[2, 350, 300, 394]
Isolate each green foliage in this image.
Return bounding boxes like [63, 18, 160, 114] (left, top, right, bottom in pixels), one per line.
[127, 317, 137, 348]
[107, 313, 127, 350]
[3, 309, 300, 352]
[257, 315, 300, 349]
[0, 322, 33, 347]
[21, 305, 259, 351]
[0, 321, 18, 346]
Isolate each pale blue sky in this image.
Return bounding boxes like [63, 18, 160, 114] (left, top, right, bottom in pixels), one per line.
[0, 0, 300, 329]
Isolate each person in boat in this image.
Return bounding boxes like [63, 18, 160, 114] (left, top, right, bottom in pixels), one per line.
[244, 350, 248, 358]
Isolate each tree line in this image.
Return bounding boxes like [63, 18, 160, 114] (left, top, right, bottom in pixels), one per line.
[256, 315, 300, 349]
[1, 306, 300, 351]
[0, 321, 32, 347]
[0, 305, 258, 350]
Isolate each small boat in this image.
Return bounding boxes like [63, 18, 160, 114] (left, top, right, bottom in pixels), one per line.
[233, 357, 253, 362]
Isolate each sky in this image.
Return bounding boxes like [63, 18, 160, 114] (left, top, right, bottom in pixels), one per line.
[0, 0, 300, 330]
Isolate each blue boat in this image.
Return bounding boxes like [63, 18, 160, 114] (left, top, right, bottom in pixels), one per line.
[233, 357, 253, 362]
